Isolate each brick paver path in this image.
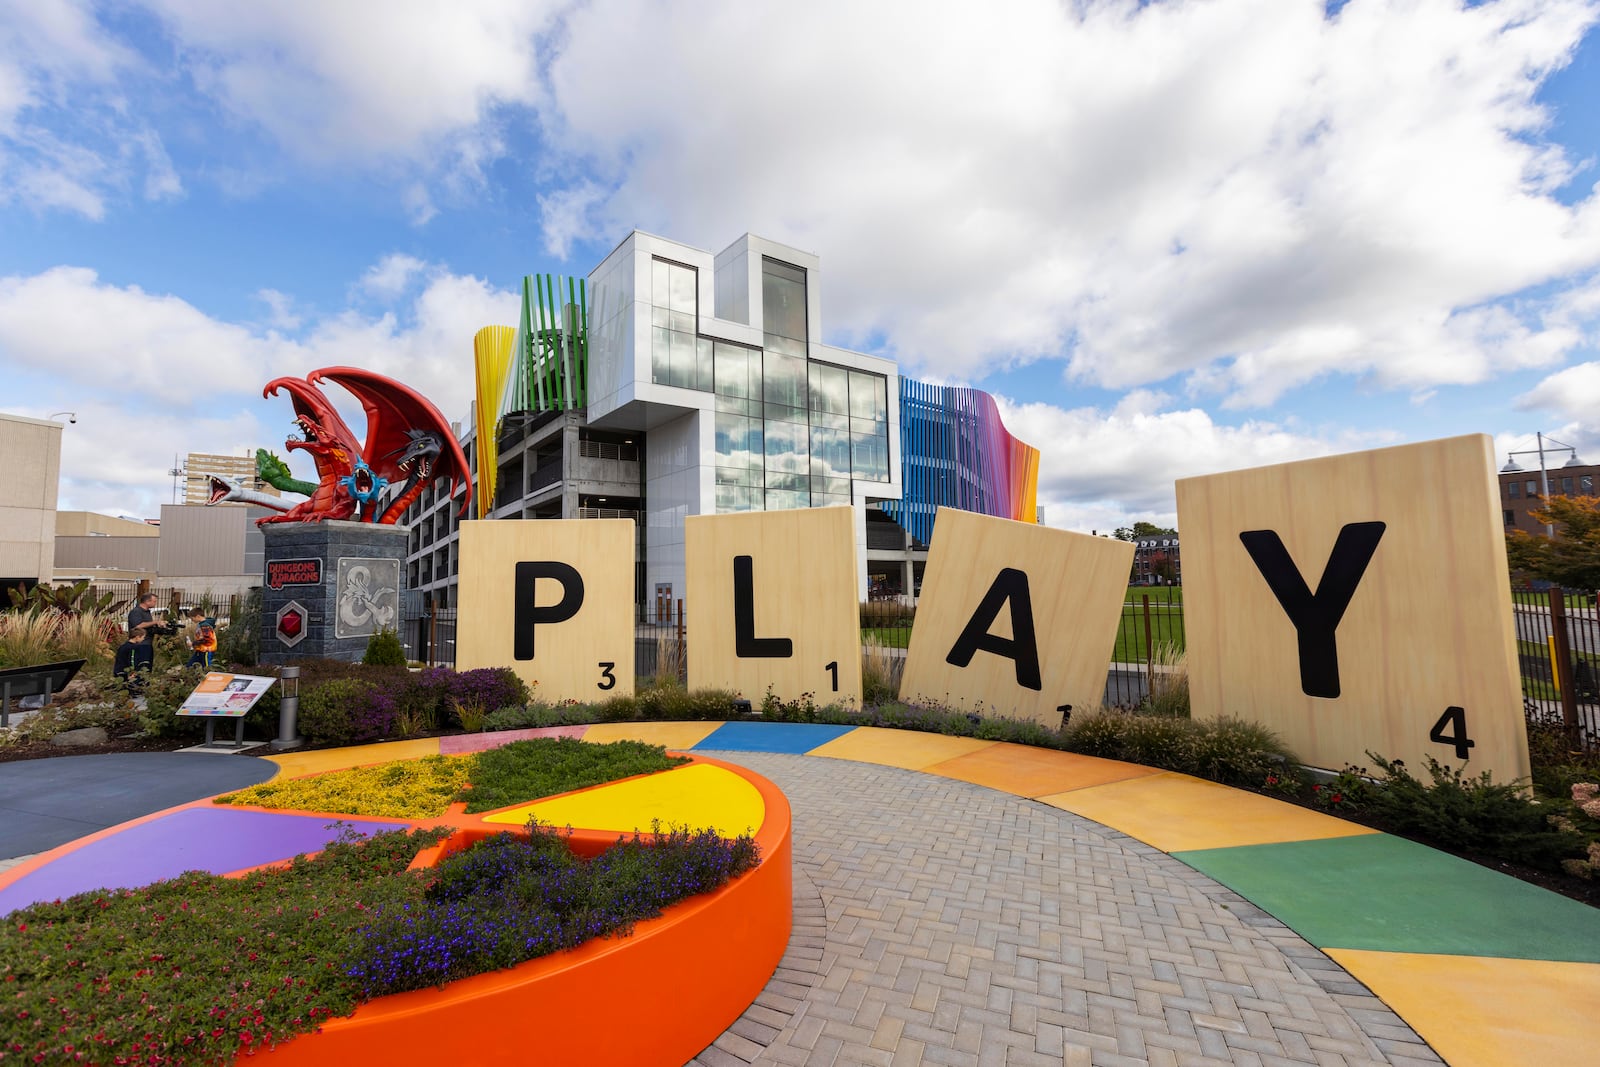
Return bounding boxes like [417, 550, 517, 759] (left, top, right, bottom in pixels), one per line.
[691, 752, 1443, 1067]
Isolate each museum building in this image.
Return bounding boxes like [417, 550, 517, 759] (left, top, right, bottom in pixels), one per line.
[401, 231, 1039, 614]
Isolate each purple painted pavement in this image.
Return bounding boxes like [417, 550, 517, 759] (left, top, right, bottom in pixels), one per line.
[0, 807, 409, 915]
[438, 725, 590, 754]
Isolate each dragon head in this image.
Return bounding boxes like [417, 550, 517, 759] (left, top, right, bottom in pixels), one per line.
[338, 459, 389, 512]
[389, 429, 445, 484]
[206, 475, 237, 506]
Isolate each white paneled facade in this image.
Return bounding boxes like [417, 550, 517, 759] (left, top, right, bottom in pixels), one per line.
[586, 231, 902, 603]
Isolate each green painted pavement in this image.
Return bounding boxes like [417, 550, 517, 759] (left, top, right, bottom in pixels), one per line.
[1175, 833, 1600, 963]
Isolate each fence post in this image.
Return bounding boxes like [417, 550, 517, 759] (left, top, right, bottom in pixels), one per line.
[1549, 588, 1581, 745]
[1141, 595, 1154, 692]
[676, 599, 686, 683]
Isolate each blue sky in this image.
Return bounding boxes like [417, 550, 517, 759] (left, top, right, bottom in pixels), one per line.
[3, 0, 1599, 533]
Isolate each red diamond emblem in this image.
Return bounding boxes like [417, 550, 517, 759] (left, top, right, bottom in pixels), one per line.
[278, 609, 303, 638]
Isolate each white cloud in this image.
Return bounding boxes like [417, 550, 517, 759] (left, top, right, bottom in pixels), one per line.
[532, 0, 1600, 408]
[994, 393, 1395, 532]
[145, 1, 555, 164]
[0, 260, 520, 511]
[359, 254, 428, 299]
[0, 0, 175, 217]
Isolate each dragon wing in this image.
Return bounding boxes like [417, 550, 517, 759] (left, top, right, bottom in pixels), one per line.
[307, 366, 473, 517]
[262, 375, 363, 481]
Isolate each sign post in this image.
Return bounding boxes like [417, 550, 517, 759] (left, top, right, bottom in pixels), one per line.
[177, 672, 277, 749]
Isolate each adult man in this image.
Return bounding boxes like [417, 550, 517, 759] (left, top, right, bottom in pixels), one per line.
[127, 592, 174, 643]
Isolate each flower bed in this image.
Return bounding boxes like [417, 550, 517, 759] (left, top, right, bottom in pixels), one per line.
[0, 752, 792, 1067]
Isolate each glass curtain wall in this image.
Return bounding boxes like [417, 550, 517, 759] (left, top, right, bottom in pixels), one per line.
[701, 256, 891, 513]
[650, 258, 712, 390]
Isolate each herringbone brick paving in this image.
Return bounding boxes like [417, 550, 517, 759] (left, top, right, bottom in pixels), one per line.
[690, 753, 1443, 1067]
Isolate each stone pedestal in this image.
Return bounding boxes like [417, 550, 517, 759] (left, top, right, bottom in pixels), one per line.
[260, 521, 410, 665]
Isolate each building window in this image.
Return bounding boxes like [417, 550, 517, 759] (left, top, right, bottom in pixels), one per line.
[1526, 479, 1539, 497]
[1585, 476, 1594, 494]
[1509, 480, 1521, 498]
[1563, 476, 1574, 495]
[1504, 509, 1515, 526]
[762, 258, 807, 358]
[650, 258, 709, 390]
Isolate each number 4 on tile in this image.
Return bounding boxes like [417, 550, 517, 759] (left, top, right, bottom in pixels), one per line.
[1428, 706, 1475, 760]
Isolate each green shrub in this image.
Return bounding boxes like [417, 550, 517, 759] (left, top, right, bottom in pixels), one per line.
[482, 703, 599, 731]
[363, 627, 407, 666]
[637, 683, 694, 720]
[298, 677, 387, 744]
[135, 666, 209, 738]
[596, 694, 641, 721]
[1362, 753, 1584, 871]
[459, 737, 690, 813]
[1525, 719, 1600, 798]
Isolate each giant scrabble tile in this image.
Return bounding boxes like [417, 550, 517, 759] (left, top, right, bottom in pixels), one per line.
[900, 509, 1133, 727]
[456, 519, 636, 702]
[685, 507, 862, 705]
[1176, 434, 1529, 783]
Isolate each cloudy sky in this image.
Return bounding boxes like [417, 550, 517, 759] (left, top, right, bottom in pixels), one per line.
[3, 0, 1599, 532]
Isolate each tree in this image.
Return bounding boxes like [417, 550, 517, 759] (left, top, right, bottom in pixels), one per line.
[1113, 521, 1177, 542]
[1504, 494, 1600, 590]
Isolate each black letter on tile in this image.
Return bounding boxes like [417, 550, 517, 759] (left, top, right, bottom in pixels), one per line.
[946, 568, 1042, 691]
[513, 561, 584, 660]
[734, 555, 793, 658]
[1238, 522, 1386, 699]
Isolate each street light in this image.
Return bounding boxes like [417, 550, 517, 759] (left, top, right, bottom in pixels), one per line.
[1502, 433, 1585, 537]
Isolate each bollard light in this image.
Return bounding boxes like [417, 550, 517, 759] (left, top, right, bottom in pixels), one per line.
[271, 665, 304, 750]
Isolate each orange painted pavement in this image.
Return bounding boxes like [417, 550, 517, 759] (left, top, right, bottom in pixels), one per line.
[265, 738, 442, 779]
[1326, 949, 1600, 1066]
[924, 742, 1160, 796]
[581, 721, 724, 750]
[1044, 771, 1378, 853]
[805, 726, 996, 770]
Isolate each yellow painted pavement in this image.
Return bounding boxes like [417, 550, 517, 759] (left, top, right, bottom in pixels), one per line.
[581, 721, 724, 751]
[807, 727, 996, 770]
[265, 739, 443, 779]
[1043, 772, 1377, 853]
[484, 762, 765, 837]
[1327, 949, 1600, 1066]
[926, 743, 1159, 797]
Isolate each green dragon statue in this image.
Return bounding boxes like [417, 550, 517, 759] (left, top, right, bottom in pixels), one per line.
[255, 448, 316, 498]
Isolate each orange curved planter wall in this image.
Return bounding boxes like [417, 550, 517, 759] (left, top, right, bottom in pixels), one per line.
[260, 758, 792, 1067]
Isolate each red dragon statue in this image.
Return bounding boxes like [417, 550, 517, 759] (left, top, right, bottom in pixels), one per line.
[256, 367, 471, 527]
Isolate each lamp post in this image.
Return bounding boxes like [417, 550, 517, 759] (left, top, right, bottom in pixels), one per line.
[1501, 433, 1585, 538]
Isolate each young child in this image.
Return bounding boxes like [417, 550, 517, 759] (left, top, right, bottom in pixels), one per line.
[185, 610, 217, 669]
[114, 628, 152, 695]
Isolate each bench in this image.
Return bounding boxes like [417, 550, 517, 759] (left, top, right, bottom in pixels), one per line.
[0, 660, 86, 728]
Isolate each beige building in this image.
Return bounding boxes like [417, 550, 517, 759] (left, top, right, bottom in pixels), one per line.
[0, 413, 63, 593]
[53, 512, 161, 582]
[183, 451, 279, 506]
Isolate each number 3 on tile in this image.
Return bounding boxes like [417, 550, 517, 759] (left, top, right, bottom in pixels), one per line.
[1428, 705, 1475, 760]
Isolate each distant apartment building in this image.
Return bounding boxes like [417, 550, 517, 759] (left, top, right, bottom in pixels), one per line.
[1498, 462, 1600, 535]
[183, 451, 279, 506]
